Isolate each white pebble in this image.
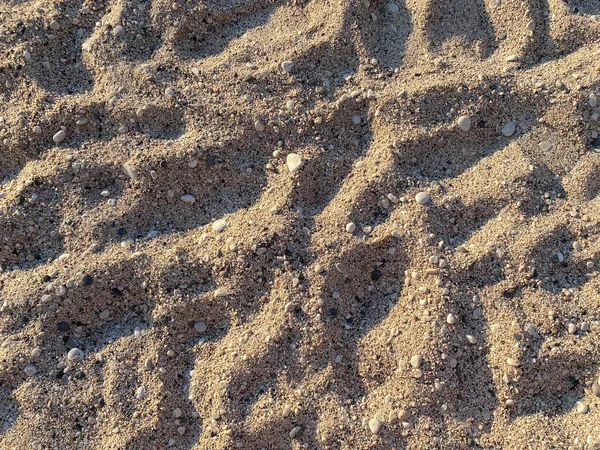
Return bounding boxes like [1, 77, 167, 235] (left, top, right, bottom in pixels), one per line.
[457, 115, 471, 132]
[286, 153, 304, 173]
[446, 314, 456, 325]
[466, 334, 477, 344]
[165, 87, 175, 97]
[24, 365, 37, 376]
[368, 417, 382, 434]
[136, 386, 145, 400]
[576, 402, 589, 414]
[415, 192, 430, 205]
[346, 222, 356, 233]
[410, 355, 423, 368]
[281, 61, 294, 72]
[539, 141, 553, 152]
[53, 130, 66, 143]
[214, 287, 228, 297]
[67, 348, 84, 360]
[212, 219, 227, 232]
[180, 194, 195, 204]
[501, 122, 516, 137]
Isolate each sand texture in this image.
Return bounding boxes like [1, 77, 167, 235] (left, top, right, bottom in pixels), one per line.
[2, 0, 600, 448]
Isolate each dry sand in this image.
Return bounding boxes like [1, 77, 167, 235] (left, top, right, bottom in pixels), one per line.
[1, 0, 600, 448]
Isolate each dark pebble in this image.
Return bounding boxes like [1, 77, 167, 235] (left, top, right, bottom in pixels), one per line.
[57, 321, 70, 333]
[592, 137, 600, 148]
[82, 274, 93, 286]
[371, 269, 382, 282]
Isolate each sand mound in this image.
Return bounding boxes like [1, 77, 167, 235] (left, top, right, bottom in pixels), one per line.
[1, 0, 600, 448]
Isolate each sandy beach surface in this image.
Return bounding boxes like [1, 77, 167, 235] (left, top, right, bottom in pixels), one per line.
[1, 0, 600, 448]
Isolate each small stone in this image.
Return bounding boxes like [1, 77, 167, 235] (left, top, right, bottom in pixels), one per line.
[113, 25, 125, 37]
[352, 115, 362, 125]
[466, 334, 477, 344]
[346, 222, 356, 233]
[254, 120, 265, 132]
[53, 130, 66, 143]
[446, 314, 456, 325]
[501, 122, 516, 137]
[576, 402, 589, 414]
[181, 194, 195, 204]
[194, 321, 207, 333]
[592, 383, 600, 397]
[172, 408, 182, 418]
[573, 241, 582, 252]
[23, 51, 31, 63]
[289, 425, 301, 439]
[457, 115, 471, 132]
[314, 264, 324, 274]
[281, 61, 294, 72]
[82, 274, 93, 286]
[590, 94, 598, 108]
[505, 55, 519, 62]
[99, 310, 110, 320]
[286, 153, 303, 173]
[67, 348, 84, 360]
[24, 365, 37, 376]
[388, 3, 399, 14]
[539, 141, 553, 152]
[527, 20, 536, 31]
[214, 287, 228, 297]
[57, 321, 70, 333]
[31, 348, 42, 358]
[568, 323, 577, 334]
[49, 20, 61, 30]
[212, 219, 227, 232]
[415, 192, 430, 205]
[136, 386, 145, 400]
[368, 417, 382, 434]
[410, 355, 423, 368]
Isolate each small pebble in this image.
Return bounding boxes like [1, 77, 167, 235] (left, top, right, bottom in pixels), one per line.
[67, 348, 84, 360]
[592, 383, 600, 397]
[289, 426, 302, 439]
[173, 408, 182, 418]
[286, 153, 303, 173]
[457, 115, 471, 132]
[590, 94, 598, 108]
[352, 115, 362, 125]
[501, 122, 516, 137]
[53, 130, 66, 143]
[212, 219, 227, 232]
[368, 417, 382, 434]
[24, 365, 37, 376]
[415, 192, 430, 205]
[281, 61, 294, 72]
[505, 55, 519, 62]
[410, 355, 423, 368]
[165, 87, 175, 97]
[346, 222, 356, 233]
[136, 386, 145, 400]
[539, 141, 553, 152]
[181, 194, 195, 204]
[194, 321, 207, 333]
[113, 25, 125, 37]
[576, 402, 589, 414]
[254, 120, 265, 132]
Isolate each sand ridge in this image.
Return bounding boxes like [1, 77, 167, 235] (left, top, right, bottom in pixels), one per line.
[1, 0, 600, 448]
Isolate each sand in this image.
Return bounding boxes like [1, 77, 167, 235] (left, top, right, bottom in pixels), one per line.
[1, 0, 600, 448]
